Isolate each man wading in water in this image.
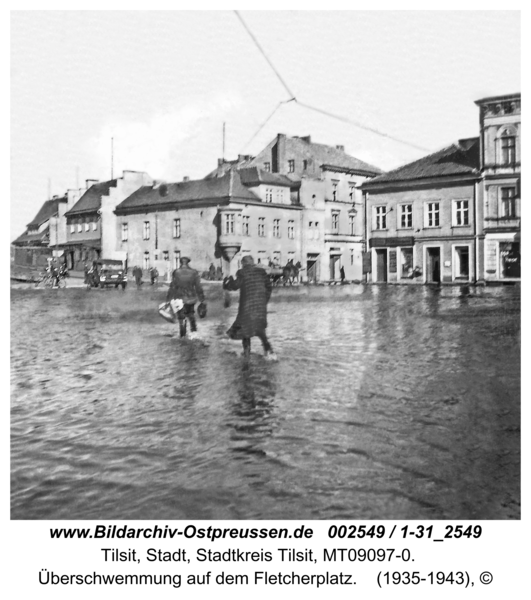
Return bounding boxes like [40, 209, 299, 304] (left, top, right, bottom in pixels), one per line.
[166, 257, 205, 339]
[223, 255, 276, 360]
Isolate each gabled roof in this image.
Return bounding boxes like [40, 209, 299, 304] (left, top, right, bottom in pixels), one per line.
[26, 197, 65, 228]
[115, 171, 259, 213]
[66, 180, 117, 216]
[13, 227, 49, 246]
[281, 136, 383, 176]
[362, 138, 480, 187]
[239, 167, 294, 187]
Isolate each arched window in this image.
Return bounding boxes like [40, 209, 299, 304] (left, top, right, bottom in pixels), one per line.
[497, 126, 517, 166]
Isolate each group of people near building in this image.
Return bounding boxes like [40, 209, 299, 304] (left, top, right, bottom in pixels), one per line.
[165, 255, 275, 359]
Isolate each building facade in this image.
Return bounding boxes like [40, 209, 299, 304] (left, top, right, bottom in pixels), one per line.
[114, 170, 303, 279]
[361, 139, 482, 284]
[475, 93, 521, 282]
[206, 134, 381, 281]
[60, 171, 152, 270]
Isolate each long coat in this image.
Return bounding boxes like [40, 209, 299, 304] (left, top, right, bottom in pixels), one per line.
[223, 265, 272, 339]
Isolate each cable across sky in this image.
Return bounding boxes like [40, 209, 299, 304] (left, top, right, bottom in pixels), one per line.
[234, 10, 430, 154]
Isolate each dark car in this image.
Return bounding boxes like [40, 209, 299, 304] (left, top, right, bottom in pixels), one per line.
[97, 260, 127, 289]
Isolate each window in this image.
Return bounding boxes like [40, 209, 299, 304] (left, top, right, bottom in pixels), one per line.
[332, 211, 340, 232]
[77, 221, 82, 233]
[275, 188, 283, 203]
[224, 213, 234, 235]
[143, 221, 150, 240]
[288, 159, 295, 173]
[308, 221, 320, 240]
[303, 160, 308, 170]
[121, 223, 128, 242]
[264, 162, 271, 172]
[500, 134, 516, 166]
[273, 219, 280, 238]
[70, 222, 74, 234]
[349, 184, 355, 201]
[143, 252, 150, 270]
[453, 200, 469, 226]
[426, 202, 440, 227]
[163, 251, 169, 261]
[265, 188, 273, 203]
[332, 181, 338, 201]
[501, 187, 516, 218]
[173, 250, 180, 270]
[258, 217, 265, 237]
[242, 215, 250, 236]
[173, 218, 180, 238]
[400, 204, 412, 228]
[375, 206, 387, 230]
[455, 246, 470, 279]
[85, 221, 90, 232]
[92, 221, 97, 231]
[349, 214, 355, 235]
[288, 220, 294, 239]
[350, 249, 354, 266]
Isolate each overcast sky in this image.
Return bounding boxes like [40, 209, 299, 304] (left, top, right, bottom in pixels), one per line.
[11, 10, 520, 239]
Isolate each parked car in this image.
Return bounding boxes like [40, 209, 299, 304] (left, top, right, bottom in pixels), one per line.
[97, 260, 127, 289]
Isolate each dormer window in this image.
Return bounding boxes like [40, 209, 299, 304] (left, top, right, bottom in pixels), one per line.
[288, 159, 295, 173]
[265, 188, 273, 202]
[264, 162, 271, 172]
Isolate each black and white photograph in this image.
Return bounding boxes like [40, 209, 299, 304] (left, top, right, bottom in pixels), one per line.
[10, 9, 521, 525]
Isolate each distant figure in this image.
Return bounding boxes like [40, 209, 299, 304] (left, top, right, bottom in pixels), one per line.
[150, 266, 159, 285]
[340, 266, 345, 284]
[133, 266, 143, 288]
[215, 266, 223, 281]
[223, 255, 275, 360]
[83, 263, 89, 285]
[208, 263, 216, 280]
[166, 257, 205, 339]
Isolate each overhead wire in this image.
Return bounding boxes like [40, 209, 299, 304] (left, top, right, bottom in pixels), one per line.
[234, 10, 430, 154]
[240, 99, 295, 152]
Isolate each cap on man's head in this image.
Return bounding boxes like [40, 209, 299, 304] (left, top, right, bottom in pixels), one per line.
[180, 257, 191, 264]
[241, 255, 254, 266]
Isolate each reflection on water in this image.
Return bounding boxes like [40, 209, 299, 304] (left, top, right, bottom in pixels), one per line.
[11, 284, 520, 519]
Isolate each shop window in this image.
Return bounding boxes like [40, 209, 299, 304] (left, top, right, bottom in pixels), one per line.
[455, 246, 470, 279]
[500, 242, 520, 278]
[401, 247, 414, 277]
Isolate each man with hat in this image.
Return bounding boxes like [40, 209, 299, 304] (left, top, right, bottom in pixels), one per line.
[166, 257, 205, 339]
[223, 254, 275, 359]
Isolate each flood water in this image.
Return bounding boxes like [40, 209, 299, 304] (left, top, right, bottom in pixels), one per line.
[11, 283, 520, 520]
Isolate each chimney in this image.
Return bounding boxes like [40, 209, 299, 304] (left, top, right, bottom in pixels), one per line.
[336, 145, 345, 151]
[86, 179, 99, 188]
[301, 136, 311, 144]
[183, 176, 190, 182]
[218, 158, 224, 167]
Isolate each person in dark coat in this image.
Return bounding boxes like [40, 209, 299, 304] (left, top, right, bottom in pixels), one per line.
[340, 266, 345, 284]
[223, 255, 275, 359]
[150, 266, 159, 285]
[166, 257, 205, 339]
[133, 266, 143, 288]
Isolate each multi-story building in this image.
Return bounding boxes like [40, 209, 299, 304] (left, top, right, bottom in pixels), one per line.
[207, 134, 382, 281]
[361, 139, 482, 284]
[12, 194, 68, 268]
[114, 169, 302, 278]
[60, 170, 152, 270]
[475, 93, 521, 282]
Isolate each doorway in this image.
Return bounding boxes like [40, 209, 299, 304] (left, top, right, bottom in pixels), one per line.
[306, 253, 319, 283]
[329, 254, 341, 280]
[426, 247, 441, 283]
[375, 249, 388, 282]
